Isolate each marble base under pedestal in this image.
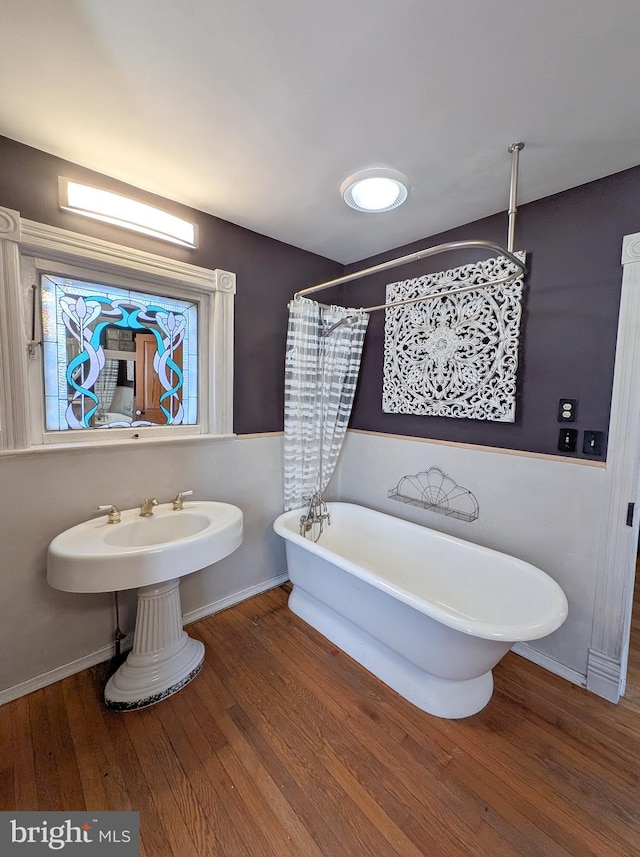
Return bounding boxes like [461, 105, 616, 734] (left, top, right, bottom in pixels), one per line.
[105, 578, 204, 711]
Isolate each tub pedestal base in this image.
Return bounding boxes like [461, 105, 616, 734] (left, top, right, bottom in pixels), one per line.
[289, 586, 493, 719]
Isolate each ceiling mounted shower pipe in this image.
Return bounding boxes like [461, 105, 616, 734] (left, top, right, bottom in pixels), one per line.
[507, 142, 524, 253]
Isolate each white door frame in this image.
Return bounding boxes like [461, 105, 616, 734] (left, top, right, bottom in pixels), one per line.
[587, 232, 640, 702]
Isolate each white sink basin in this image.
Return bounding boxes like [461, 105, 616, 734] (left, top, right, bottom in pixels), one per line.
[47, 501, 244, 593]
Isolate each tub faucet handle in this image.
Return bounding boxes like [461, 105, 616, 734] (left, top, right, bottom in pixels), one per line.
[172, 490, 193, 510]
[97, 504, 121, 524]
[139, 498, 158, 517]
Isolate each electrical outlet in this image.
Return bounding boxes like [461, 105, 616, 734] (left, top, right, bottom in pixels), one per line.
[558, 398, 577, 422]
[583, 430, 603, 456]
[558, 428, 578, 453]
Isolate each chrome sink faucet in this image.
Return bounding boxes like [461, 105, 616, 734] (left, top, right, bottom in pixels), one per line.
[139, 498, 158, 517]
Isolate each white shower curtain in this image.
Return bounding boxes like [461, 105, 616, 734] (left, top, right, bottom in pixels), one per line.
[283, 296, 369, 511]
[94, 358, 119, 415]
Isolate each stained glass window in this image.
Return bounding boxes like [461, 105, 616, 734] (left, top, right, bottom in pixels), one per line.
[41, 275, 198, 431]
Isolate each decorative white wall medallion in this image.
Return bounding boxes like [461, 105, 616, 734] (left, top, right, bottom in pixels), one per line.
[383, 252, 525, 421]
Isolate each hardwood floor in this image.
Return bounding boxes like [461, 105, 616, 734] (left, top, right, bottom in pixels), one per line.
[624, 559, 640, 707]
[1, 584, 639, 857]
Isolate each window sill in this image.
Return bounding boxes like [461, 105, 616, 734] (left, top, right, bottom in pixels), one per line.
[0, 432, 237, 461]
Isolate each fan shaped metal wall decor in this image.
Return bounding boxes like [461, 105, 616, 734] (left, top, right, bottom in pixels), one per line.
[387, 466, 479, 522]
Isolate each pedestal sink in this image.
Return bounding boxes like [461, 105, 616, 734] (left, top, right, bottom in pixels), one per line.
[47, 501, 243, 710]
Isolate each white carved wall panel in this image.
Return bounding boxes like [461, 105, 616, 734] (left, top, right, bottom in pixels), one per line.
[382, 252, 525, 421]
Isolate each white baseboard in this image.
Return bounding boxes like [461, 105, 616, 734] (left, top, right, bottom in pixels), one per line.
[511, 642, 586, 689]
[182, 572, 289, 625]
[0, 633, 135, 707]
[585, 648, 621, 703]
[0, 573, 289, 707]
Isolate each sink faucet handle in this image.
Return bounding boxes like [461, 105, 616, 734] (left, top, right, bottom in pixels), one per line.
[139, 498, 159, 517]
[172, 490, 194, 511]
[97, 504, 121, 524]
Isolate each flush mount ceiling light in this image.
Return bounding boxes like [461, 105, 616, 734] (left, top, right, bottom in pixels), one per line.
[340, 168, 410, 213]
[58, 177, 197, 248]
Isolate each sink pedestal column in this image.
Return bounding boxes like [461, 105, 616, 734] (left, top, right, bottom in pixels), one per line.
[105, 578, 204, 711]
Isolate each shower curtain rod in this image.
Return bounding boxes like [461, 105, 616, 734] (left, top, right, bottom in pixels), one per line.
[293, 143, 526, 316]
[294, 239, 525, 312]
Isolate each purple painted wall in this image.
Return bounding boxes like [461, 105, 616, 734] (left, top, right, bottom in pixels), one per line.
[0, 136, 342, 435]
[339, 167, 640, 460]
[2, 135, 638, 459]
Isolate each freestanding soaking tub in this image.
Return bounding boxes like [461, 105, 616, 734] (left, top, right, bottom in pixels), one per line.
[273, 502, 568, 718]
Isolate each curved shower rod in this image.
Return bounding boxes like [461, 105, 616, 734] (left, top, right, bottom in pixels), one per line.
[293, 143, 526, 317]
[294, 239, 525, 313]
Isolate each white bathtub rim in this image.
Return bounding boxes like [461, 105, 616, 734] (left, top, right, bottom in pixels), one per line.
[274, 502, 568, 643]
[289, 585, 494, 719]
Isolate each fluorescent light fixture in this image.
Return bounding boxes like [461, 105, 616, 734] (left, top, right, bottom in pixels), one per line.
[341, 168, 410, 213]
[58, 177, 197, 248]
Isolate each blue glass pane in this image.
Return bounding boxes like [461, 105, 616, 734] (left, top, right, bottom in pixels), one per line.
[185, 396, 197, 424]
[42, 340, 60, 398]
[45, 397, 60, 431]
[188, 310, 198, 355]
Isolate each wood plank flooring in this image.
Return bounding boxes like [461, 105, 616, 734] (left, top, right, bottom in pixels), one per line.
[624, 560, 640, 707]
[1, 584, 639, 856]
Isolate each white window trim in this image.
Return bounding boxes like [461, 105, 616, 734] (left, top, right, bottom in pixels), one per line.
[0, 205, 235, 450]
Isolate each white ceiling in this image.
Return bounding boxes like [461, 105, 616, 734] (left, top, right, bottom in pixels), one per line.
[2, 0, 640, 264]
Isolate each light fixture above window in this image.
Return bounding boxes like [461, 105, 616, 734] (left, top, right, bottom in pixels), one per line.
[340, 168, 410, 213]
[58, 177, 197, 248]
